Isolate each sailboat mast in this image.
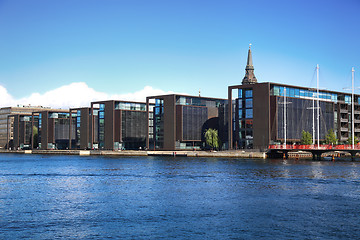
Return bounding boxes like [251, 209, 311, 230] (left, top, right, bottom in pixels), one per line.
[312, 94, 315, 145]
[352, 67, 355, 149]
[284, 87, 287, 147]
[316, 64, 320, 149]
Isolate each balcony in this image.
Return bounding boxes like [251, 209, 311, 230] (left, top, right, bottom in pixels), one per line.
[340, 109, 349, 113]
[340, 137, 348, 142]
[340, 127, 348, 132]
[340, 118, 349, 123]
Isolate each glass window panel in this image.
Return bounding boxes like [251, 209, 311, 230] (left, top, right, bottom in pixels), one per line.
[245, 119, 253, 128]
[273, 86, 280, 96]
[155, 107, 160, 115]
[245, 109, 253, 118]
[245, 90, 253, 98]
[300, 90, 305, 97]
[289, 88, 295, 97]
[279, 87, 284, 96]
[245, 98, 253, 108]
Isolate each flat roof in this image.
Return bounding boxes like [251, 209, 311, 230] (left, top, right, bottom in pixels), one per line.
[91, 100, 147, 105]
[229, 82, 360, 97]
[146, 93, 227, 101]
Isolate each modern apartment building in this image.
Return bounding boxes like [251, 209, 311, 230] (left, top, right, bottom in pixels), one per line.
[69, 107, 93, 150]
[91, 100, 152, 150]
[0, 105, 53, 149]
[228, 47, 360, 150]
[31, 110, 75, 150]
[7, 113, 33, 150]
[146, 94, 228, 151]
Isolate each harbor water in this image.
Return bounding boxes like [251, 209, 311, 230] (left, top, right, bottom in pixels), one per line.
[1, 154, 360, 239]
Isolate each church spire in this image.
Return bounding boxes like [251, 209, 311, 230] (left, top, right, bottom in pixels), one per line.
[242, 44, 257, 85]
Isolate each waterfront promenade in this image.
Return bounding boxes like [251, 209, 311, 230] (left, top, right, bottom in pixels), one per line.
[0, 149, 267, 158]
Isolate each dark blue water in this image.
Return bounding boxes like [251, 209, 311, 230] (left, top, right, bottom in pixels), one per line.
[1, 154, 360, 239]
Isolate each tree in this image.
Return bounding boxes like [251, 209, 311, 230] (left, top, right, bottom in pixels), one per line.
[347, 134, 359, 145]
[204, 128, 219, 150]
[300, 130, 312, 145]
[325, 129, 337, 145]
[33, 126, 39, 149]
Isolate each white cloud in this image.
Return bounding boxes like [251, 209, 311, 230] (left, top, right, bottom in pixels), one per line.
[0, 82, 180, 109]
[0, 85, 15, 107]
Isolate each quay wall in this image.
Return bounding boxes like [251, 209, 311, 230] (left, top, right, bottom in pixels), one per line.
[0, 149, 267, 158]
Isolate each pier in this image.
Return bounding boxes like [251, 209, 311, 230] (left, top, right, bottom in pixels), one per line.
[268, 144, 360, 160]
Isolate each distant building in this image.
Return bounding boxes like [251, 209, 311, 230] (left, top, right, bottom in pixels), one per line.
[7, 113, 33, 150]
[31, 110, 75, 150]
[0, 105, 53, 149]
[91, 100, 153, 150]
[146, 94, 228, 151]
[69, 108, 93, 150]
[228, 47, 360, 150]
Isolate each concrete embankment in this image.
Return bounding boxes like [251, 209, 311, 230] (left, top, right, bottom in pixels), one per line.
[0, 149, 267, 158]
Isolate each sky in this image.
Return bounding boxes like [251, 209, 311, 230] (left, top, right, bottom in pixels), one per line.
[0, 0, 359, 108]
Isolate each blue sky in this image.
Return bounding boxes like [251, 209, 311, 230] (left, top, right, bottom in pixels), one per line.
[0, 0, 359, 107]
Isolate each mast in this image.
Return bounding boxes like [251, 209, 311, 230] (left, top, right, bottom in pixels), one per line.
[352, 67, 355, 149]
[284, 87, 287, 147]
[312, 93, 315, 145]
[316, 64, 320, 149]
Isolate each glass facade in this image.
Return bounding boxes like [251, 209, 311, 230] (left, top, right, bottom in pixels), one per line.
[115, 102, 146, 111]
[98, 104, 105, 149]
[154, 99, 164, 149]
[269, 84, 360, 143]
[121, 111, 147, 149]
[235, 89, 253, 149]
[271, 85, 338, 102]
[182, 106, 208, 141]
[276, 97, 335, 140]
[176, 96, 222, 108]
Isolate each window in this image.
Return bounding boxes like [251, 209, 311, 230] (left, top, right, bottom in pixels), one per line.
[245, 99, 253, 108]
[238, 99, 242, 108]
[289, 88, 295, 97]
[279, 87, 284, 96]
[245, 90, 253, 98]
[245, 109, 253, 118]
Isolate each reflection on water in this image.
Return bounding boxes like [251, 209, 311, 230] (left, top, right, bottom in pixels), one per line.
[1, 154, 360, 239]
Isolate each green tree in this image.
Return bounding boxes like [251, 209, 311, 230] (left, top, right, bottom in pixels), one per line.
[33, 126, 39, 149]
[325, 129, 337, 145]
[204, 128, 219, 150]
[300, 130, 312, 145]
[347, 134, 359, 145]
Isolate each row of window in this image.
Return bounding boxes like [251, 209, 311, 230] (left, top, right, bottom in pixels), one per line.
[115, 102, 146, 111]
[271, 85, 360, 104]
[175, 96, 224, 107]
[238, 89, 253, 98]
[49, 113, 69, 119]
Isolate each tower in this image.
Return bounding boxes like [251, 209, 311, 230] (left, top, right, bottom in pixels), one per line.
[242, 44, 257, 85]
